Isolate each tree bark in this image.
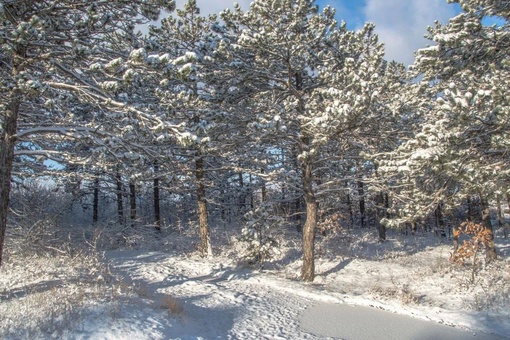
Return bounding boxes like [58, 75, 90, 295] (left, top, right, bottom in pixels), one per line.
[382, 192, 390, 239]
[129, 180, 137, 227]
[496, 194, 503, 235]
[93, 176, 99, 223]
[0, 45, 24, 268]
[467, 196, 474, 221]
[377, 192, 387, 241]
[435, 203, 446, 237]
[261, 168, 267, 203]
[300, 139, 317, 282]
[116, 170, 124, 225]
[479, 194, 497, 261]
[357, 174, 366, 228]
[249, 173, 254, 209]
[346, 183, 354, 229]
[0, 90, 21, 268]
[238, 171, 245, 211]
[196, 155, 212, 256]
[153, 161, 161, 231]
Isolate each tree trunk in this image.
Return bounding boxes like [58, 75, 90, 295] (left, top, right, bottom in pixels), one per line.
[0, 90, 21, 268]
[153, 161, 161, 231]
[378, 192, 389, 241]
[346, 183, 354, 229]
[93, 176, 99, 223]
[249, 174, 254, 209]
[496, 194, 504, 235]
[300, 141, 317, 282]
[357, 173, 366, 228]
[129, 180, 137, 227]
[376, 192, 387, 241]
[467, 196, 474, 221]
[479, 194, 497, 262]
[435, 203, 446, 237]
[116, 170, 124, 225]
[479, 195, 493, 230]
[220, 186, 226, 222]
[261, 168, 267, 203]
[238, 171, 245, 211]
[196, 155, 212, 256]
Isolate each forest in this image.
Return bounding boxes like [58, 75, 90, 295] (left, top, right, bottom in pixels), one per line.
[0, 0, 510, 337]
[1, 0, 509, 277]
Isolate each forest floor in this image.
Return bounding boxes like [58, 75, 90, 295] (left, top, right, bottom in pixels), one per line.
[0, 225, 509, 339]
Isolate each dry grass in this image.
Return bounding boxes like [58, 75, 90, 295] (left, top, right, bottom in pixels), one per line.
[161, 294, 185, 317]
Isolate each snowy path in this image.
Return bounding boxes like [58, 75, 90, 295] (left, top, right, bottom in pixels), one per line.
[101, 250, 506, 340]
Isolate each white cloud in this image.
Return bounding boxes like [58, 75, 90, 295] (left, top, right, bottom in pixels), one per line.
[364, 0, 458, 67]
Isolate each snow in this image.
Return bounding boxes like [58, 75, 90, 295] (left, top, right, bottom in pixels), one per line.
[1, 229, 509, 339]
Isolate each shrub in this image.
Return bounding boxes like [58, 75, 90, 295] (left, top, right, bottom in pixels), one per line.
[450, 221, 497, 283]
[234, 204, 283, 267]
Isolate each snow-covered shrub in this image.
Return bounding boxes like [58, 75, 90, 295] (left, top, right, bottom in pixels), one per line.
[8, 180, 74, 256]
[234, 204, 284, 267]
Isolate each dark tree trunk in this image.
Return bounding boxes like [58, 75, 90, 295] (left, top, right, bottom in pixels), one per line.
[116, 170, 124, 225]
[377, 192, 387, 241]
[479, 194, 497, 261]
[357, 174, 366, 228]
[153, 161, 161, 231]
[479, 196, 493, 231]
[0, 89, 21, 268]
[261, 168, 267, 203]
[196, 155, 211, 256]
[130, 181, 137, 227]
[238, 171, 245, 211]
[346, 183, 354, 229]
[496, 195, 504, 235]
[378, 222, 387, 241]
[467, 196, 474, 221]
[249, 174, 254, 209]
[93, 176, 99, 223]
[300, 139, 317, 282]
[381, 192, 390, 240]
[384, 193, 390, 218]
[435, 203, 446, 237]
[220, 186, 226, 222]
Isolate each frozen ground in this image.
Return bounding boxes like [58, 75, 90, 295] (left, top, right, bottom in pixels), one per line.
[1, 227, 509, 339]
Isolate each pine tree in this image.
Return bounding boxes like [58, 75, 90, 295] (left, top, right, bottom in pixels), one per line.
[220, 0, 391, 281]
[0, 0, 176, 267]
[378, 0, 508, 256]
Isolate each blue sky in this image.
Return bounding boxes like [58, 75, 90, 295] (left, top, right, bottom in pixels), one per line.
[174, 0, 463, 67]
[315, 0, 461, 66]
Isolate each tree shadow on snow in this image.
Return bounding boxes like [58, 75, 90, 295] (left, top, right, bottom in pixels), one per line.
[319, 258, 353, 276]
[0, 279, 64, 302]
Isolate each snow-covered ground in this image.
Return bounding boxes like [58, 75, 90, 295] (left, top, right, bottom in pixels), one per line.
[1, 227, 509, 339]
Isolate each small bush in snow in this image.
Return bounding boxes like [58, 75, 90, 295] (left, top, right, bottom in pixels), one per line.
[161, 295, 185, 317]
[234, 204, 283, 267]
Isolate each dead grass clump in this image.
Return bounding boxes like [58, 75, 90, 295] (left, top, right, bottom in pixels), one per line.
[161, 294, 185, 317]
